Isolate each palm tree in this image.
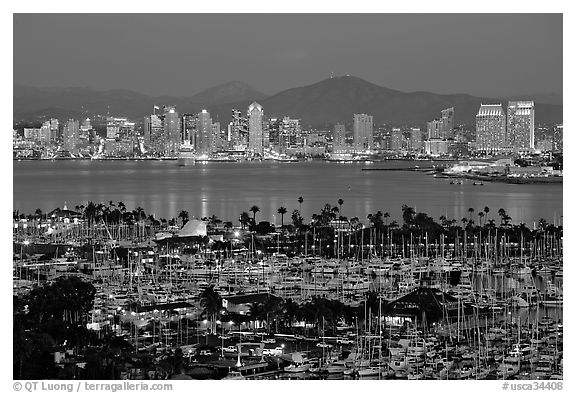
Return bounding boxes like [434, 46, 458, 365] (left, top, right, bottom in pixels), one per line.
[338, 198, 344, 218]
[134, 206, 146, 222]
[297, 196, 304, 213]
[483, 206, 490, 223]
[199, 285, 222, 334]
[208, 214, 222, 228]
[478, 211, 485, 226]
[249, 205, 260, 224]
[178, 210, 189, 226]
[239, 212, 251, 230]
[468, 207, 475, 222]
[277, 206, 287, 228]
[84, 201, 97, 225]
[248, 302, 265, 333]
[383, 212, 390, 226]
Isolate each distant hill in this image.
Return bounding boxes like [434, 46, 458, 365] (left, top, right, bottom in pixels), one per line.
[188, 81, 268, 106]
[13, 77, 562, 126]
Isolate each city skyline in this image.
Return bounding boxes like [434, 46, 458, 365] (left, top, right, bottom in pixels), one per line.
[14, 14, 562, 98]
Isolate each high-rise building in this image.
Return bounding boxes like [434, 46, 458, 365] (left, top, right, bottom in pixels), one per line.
[229, 109, 247, 148]
[507, 101, 535, 150]
[552, 124, 563, 152]
[247, 102, 264, 155]
[475, 104, 506, 152]
[333, 123, 346, 152]
[63, 119, 79, 152]
[440, 107, 455, 139]
[143, 114, 164, 153]
[353, 114, 374, 150]
[268, 118, 281, 149]
[427, 120, 442, 139]
[280, 117, 302, 148]
[39, 121, 52, 144]
[410, 127, 422, 151]
[163, 106, 180, 156]
[195, 110, 213, 155]
[181, 113, 196, 146]
[212, 122, 222, 151]
[49, 118, 59, 142]
[391, 128, 403, 151]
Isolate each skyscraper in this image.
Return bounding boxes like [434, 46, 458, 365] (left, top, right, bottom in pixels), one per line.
[391, 128, 403, 151]
[410, 127, 422, 151]
[196, 109, 213, 155]
[40, 121, 52, 145]
[476, 104, 506, 152]
[427, 120, 442, 139]
[49, 118, 59, 143]
[440, 107, 455, 139]
[163, 106, 180, 156]
[333, 123, 346, 151]
[247, 102, 264, 155]
[507, 101, 535, 150]
[181, 113, 196, 146]
[229, 109, 246, 148]
[143, 114, 164, 153]
[353, 114, 374, 151]
[280, 117, 302, 149]
[63, 119, 79, 152]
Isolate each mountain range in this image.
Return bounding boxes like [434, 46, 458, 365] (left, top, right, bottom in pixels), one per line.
[13, 76, 562, 126]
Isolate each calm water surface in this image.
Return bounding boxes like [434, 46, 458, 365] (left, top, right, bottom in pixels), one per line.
[13, 160, 562, 225]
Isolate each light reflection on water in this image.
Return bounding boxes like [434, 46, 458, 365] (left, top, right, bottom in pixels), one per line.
[13, 160, 562, 224]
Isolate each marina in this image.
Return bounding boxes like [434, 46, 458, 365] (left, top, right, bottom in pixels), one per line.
[13, 204, 563, 380]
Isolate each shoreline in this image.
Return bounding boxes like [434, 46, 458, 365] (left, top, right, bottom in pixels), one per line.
[434, 172, 563, 185]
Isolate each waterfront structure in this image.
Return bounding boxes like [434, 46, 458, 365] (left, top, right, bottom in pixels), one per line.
[353, 114, 373, 151]
[247, 102, 264, 155]
[63, 119, 79, 152]
[475, 104, 506, 153]
[163, 106, 181, 156]
[425, 139, 449, 156]
[507, 101, 535, 150]
[391, 128, 403, 151]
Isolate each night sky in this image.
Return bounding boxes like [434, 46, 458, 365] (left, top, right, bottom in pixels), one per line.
[13, 13, 562, 97]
